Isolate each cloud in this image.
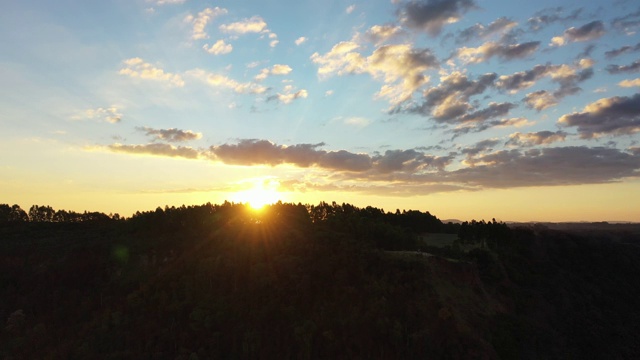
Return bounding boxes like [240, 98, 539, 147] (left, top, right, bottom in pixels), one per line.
[399, 0, 476, 36]
[550, 20, 605, 47]
[108, 143, 200, 159]
[451, 146, 640, 188]
[506, 131, 567, 147]
[606, 60, 640, 74]
[254, 64, 293, 81]
[461, 138, 500, 157]
[456, 17, 517, 43]
[119, 57, 184, 87]
[364, 25, 403, 45]
[619, 78, 640, 87]
[372, 149, 454, 173]
[76, 107, 122, 124]
[558, 94, 640, 138]
[496, 63, 593, 100]
[339, 117, 371, 127]
[208, 140, 371, 171]
[295, 37, 307, 46]
[310, 41, 363, 77]
[185, 7, 228, 40]
[136, 127, 203, 142]
[311, 43, 438, 105]
[150, 0, 185, 4]
[346, 4, 356, 14]
[457, 102, 516, 124]
[527, 7, 582, 32]
[523, 90, 558, 111]
[457, 41, 540, 63]
[203, 39, 233, 55]
[611, 9, 640, 34]
[490, 117, 533, 128]
[188, 69, 267, 94]
[605, 43, 640, 58]
[267, 86, 308, 104]
[220, 16, 267, 34]
[410, 71, 496, 118]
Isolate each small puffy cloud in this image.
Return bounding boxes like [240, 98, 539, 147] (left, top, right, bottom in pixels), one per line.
[254, 64, 292, 81]
[188, 69, 267, 94]
[267, 85, 308, 104]
[506, 131, 567, 147]
[295, 37, 307, 45]
[325, 90, 334, 96]
[76, 106, 122, 124]
[524, 90, 558, 111]
[310, 41, 363, 77]
[271, 64, 292, 75]
[342, 117, 371, 127]
[220, 16, 267, 34]
[558, 94, 640, 138]
[549, 36, 565, 47]
[456, 17, 517, 43]
[365, 25, 403, 45]
[605, 43, 640, 58]
[606, 60, 640, 74]
[346, 4, 356, 14]
[619, 78, 640, 87]
[119, 57, 184, 87]
[268, 33, 279, 47]
[399, 0, 476, 36]
[185, 7, 228, 40]
[136, 127, 203, 142]
[203, 39, 233, 55]
[108, 143, 200, 159]
[457, 41, 539, 63]
[550, 20, 606, 47]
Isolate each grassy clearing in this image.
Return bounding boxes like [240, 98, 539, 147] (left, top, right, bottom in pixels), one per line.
[418, 233, 458, 248]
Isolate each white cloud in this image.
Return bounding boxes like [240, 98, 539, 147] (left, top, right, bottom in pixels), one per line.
[619, 78, 640, 87]
[295, 37, 307, 46]
[203, 39, 233, 55]
[325, 90, 334, 96]
[254, 64, 293, 81]
[220, 16, 267, 34]
[346, 5, 356, 14]
[74, 106, 122, 124]
[188, 69, 267, 94]
[268, 85, 308, 104]
[119, 58, 184, 87]
[185, 7, 228, 40]
[343, 117, 371, 127]
[312, 42, 438, 105]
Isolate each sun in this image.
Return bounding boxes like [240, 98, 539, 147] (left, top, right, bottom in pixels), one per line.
[232, 179, 282, 210]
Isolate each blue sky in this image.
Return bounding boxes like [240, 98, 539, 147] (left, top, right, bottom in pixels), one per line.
[1, 0, 640, 221]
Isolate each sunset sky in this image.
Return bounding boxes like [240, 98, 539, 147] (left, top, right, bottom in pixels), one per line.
[1, 0, 640, 222]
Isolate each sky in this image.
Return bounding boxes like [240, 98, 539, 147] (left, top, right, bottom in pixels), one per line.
[1, 0, 640, 222]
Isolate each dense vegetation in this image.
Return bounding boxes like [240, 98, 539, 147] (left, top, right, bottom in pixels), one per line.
[2, 202, 639, 359]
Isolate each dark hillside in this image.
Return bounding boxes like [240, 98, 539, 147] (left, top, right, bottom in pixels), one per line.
[1, 202, 639, 359]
